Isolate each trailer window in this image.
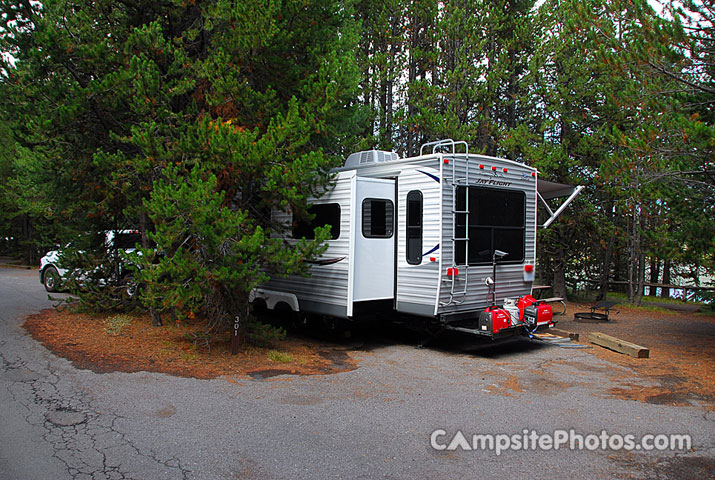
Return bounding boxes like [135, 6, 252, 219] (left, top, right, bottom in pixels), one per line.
[293, 203, 341, 240]
[455, 187, 525, 265]
[406, 190, 423, 265]
[362, 198, 394, 238]
[113, 232, 142, 250]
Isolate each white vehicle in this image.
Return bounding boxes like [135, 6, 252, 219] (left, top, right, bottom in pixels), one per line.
[252, 140, 582, 339]
[39, 230, 142, 293]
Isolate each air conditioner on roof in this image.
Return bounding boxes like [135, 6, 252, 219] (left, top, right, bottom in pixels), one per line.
[344, 150, 399, 168]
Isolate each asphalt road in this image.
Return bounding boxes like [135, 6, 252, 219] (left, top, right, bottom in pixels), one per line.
[1, 266, 713, 479]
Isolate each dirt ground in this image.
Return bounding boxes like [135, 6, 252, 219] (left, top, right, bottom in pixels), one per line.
[23, 307, 358, 380]
[23, 301, 715, 408]
[557, 301, 715, 407]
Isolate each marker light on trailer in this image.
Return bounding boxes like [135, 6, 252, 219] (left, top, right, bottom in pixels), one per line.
[523, 263, 535, 282]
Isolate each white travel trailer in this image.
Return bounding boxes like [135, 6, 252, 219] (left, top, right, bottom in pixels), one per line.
[252, 140, 582, 338]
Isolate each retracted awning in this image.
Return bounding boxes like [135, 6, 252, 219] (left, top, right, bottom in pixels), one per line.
[537, 179, 584, 228]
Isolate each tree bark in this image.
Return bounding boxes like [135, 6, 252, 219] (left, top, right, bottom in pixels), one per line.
[553, 258, 567, 299]
[662, 260, 671, 298]
[597, 235, 614, 301]
[150, 309, 163, 327]
[634, 250, 645, 305]
[628, 207, 638, 303]
[649, 257, 660, 297]
[22, 213, 35, 265]
[552, 238, 568, 299]
[633, 211, 646, 305]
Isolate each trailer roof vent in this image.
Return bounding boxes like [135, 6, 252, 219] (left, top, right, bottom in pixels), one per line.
[345, 150, 399, 168]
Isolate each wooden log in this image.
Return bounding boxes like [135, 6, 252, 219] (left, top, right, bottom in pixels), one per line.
[587, 332, 649, 358]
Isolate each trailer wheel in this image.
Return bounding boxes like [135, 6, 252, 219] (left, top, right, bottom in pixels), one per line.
[251, 298, 268, 314]
[265, 302, 298, 329]
[43, 267, 61, 292]
[120, 275, 140, 298]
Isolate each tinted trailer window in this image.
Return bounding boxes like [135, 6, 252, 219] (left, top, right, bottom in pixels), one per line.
[455, 187, 525, 265]
[406, 190, 423, 265]
[293, 203, 341, 240]
[113, 232, 142, 250]
[362, 198, 394, 238]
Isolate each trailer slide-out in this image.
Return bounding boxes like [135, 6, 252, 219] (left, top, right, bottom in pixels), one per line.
[251, 140, 583, 339]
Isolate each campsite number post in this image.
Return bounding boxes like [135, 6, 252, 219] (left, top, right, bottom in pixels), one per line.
[231, 315, 240, 355]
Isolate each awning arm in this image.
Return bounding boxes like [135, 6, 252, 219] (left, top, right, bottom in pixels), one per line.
[539, 185, 584, 229]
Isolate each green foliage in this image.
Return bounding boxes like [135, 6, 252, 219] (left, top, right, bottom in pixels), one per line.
[105, 314, 132, 336]
[0, 0, 712, 319]
[267, 350, 294, 364]
[1, 0, 361, 329]
[352, 0, 713, 301]
[131, 162, 330, 331]
[247, 319, 287, 347]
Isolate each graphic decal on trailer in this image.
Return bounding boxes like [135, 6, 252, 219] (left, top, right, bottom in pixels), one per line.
[417, 169, 441, 183]
[422, 244, 440, 257]
[306, 257, 346, 266]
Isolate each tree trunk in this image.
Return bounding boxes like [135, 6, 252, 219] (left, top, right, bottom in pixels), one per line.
[662, 260, 671, 298]
[407, 17, 417, 156]
[597, 234, 614, 301]
[140, 211, 150, 248]
[22, 213, 35, 265]
[649, 257, 660, 297]
[628, 207, 638, 303]
[634, 250, 645, 305]
[150, 309, 163, 327]
[553, 258, 567, 299]
[552, 239, 568, 299]
[633, 211, 646, 305]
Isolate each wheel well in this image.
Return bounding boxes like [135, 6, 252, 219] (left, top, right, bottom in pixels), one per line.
[249, 289, 299, 313]
[274, 301, 294, 313]
[251, 298, 268, 312]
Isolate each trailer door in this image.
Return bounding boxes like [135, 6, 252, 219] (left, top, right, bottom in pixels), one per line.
[353, 178, 395, 302]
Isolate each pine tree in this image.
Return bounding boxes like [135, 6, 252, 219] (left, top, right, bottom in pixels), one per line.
[1, 0, 365, 333]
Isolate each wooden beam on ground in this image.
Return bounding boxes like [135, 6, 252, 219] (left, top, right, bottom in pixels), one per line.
[550, 328, 579, 341]
[587, 332, 650, 358]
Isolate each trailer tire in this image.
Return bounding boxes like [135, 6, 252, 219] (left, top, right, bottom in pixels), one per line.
[120, 275, 140, 298]
[43, 266, 61, 292]
[251, 298, 268, 314]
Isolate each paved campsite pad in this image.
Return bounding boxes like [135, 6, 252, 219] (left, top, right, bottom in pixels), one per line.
[3, 265, 713, 480]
